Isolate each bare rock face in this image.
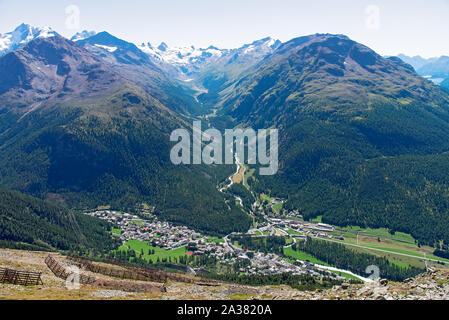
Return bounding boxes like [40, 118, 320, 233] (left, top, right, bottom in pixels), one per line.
[303, 269, 449, 300]
[0, 36, 122, 109]
[165, 268, 449, 300]
[379, 279, 388, 286]
[341, 283, 350, 289]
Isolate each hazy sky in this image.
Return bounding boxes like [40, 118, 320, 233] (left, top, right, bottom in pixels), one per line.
[1, 0, 449, 58]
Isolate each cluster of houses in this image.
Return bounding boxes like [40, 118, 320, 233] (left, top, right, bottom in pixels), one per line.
[285, 210, 303, 219]
[243, 252, 316, 276]
[268, 218, 345, 241]
[269, 198, 283, 205]
[85, 210, 203, 250]
[84, 209, 345, 278]
[218, 239, 341, 279]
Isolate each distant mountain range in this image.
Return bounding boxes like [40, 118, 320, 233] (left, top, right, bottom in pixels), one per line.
[138, 37, 281, 77]
[2, 24, 448, 89]
[0, 27, 252, 236]
[397, 54, 449, 88]
[0, 25, 283, 80]
[1, 23, 449, 247]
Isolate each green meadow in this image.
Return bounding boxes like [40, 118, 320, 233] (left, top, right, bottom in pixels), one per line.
[119, 239, 187, 263]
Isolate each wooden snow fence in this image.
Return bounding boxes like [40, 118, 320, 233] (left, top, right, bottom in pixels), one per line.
[68, 256, 221, 286]
[45, 255, 165, 293]
[0, 267, 43, 286]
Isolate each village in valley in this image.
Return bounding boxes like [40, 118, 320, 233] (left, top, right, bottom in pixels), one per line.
[82, 160, 430, 284]
[85, 204, 348, 281]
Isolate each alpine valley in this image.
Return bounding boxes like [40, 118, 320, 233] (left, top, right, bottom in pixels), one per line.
[1, 24, 449, 291]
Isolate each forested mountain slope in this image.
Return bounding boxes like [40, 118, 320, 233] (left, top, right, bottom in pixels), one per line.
[0, 36, 251, 236]
[210, 34, 449, 246]
[0, 188, 118, 253]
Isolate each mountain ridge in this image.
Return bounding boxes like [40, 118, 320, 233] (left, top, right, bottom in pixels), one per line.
[2, 27, 449, 245]
[0, 35, 251, 236]
[204, 33, 449, 245]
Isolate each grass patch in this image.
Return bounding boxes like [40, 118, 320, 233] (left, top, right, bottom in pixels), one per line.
[331, 271, 360, 281]
[340, 226, 415, 243]
[111, 227, 122, 235]
[260, 194, 273, 203]
[206, 236, 224, 243]
[130, 220, 145, 226]
[119, 239, 187, 263]
[285, 228, 302, 235]
[243, 168, 255, 189]
[272, 202, 283, 213]
[233, 241, 243, 249]
[283, 246, 330, 266]
[229, 293, 254, 300]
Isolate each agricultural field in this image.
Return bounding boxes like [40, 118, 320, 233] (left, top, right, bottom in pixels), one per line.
[232, 163, 246, 184]
[300, 222, 449, 266]
[304, 233, 449, 269]
[340, 226, 415, 243]
[338, 231, 449, 264]
[346, 245, 424, 269]
[280, 218, 449, 271]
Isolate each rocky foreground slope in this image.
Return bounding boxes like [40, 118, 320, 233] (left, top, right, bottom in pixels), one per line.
[0, 249, 448, 300]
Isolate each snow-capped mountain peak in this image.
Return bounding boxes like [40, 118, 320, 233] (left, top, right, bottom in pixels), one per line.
[138, 41, 227, 66]
[240, 37, 282, 54]
[70, 30, 97, 42]
[0, 23, 59, 56]
[157, 42, 168, 52]
[136, 37, 281, 76]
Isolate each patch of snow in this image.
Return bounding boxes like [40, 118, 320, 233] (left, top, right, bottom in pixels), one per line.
[244, 45, 256, 54]
[71, 30, 96, 42]
[266, 38, 276, 47]
[94, 44, 118, 52]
